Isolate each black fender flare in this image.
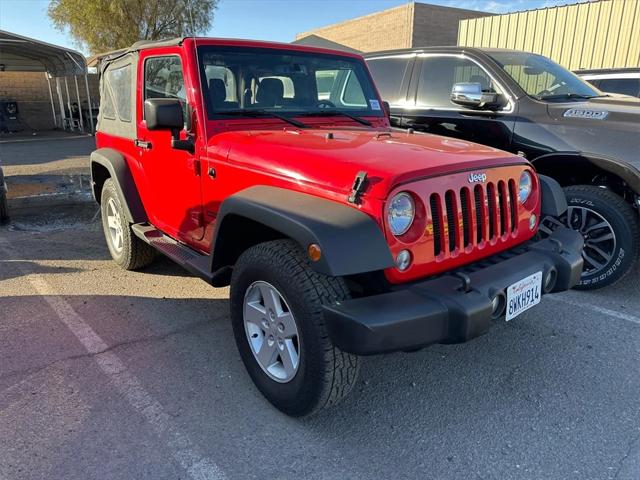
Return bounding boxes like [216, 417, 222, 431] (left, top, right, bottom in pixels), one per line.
[538, 174, 567, 217]
[90, 148, 147, 223]
[211, 186, 395, 277]
[531, 151, 640, 195]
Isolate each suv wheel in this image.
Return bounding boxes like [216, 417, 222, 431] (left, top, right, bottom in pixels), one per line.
[230, 239, 359, 416]
[540, 185, 639, 290]
[100, 179, 155, 270]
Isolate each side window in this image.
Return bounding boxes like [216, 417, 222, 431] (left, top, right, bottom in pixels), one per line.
[341, 71, 367, 106]
[366, 57, 410, 104]
[105, 64, 132, 121]
[101, 86, 117, 120]
[315, 70, 338, 100]
[144, 56, 185, 102]
[417, 56, 500, 108]
[598, 78, 640, 97]
[314, 68, 369, 108]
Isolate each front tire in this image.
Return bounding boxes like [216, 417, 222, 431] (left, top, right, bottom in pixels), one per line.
[540, 185, 639, 290]
[230, 240, 359, 416]
[100, 179, 155, 270]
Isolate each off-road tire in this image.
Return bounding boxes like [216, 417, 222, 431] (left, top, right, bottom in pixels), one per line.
[230, 239, 360, 416]
[564, 185, 639, 290]
[100, 178, 155, 270]
[0, 193, 8, 225]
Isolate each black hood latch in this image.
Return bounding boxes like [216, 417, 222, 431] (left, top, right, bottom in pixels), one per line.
[348, 171, 368, 205]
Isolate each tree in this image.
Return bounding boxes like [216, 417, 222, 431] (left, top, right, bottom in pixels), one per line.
[48, 0, 218, 54]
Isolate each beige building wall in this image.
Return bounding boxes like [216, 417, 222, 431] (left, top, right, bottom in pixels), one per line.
[412, 2, 493, 47]
[295, 2, 490, 53]
[458, 0, 640, 70]
[296, 3, 415, 52]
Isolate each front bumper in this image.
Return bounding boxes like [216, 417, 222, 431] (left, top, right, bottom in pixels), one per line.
[323, 227, 584, 355]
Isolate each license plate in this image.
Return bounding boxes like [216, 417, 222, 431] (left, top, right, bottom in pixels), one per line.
[505, 271, 542, 321]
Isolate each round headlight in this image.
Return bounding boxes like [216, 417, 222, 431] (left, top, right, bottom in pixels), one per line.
[387, 192, 415, 236]
[519, 171, 533, 204]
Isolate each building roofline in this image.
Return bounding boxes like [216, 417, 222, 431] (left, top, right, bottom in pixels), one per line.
[296, 1, 489, 40]
[296, 3, 413, 40]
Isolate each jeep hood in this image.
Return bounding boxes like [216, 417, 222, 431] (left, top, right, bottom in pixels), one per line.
[209, 129, 522, 200]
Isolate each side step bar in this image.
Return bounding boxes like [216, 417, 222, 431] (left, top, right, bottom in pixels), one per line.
[131, 223, 224, 283]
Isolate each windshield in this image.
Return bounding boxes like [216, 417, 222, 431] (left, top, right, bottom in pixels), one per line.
[197, 46, 384, 119]
[489, 51, 602, 100]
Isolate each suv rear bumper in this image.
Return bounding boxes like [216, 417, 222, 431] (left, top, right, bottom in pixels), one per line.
[323, 227, 584, 355]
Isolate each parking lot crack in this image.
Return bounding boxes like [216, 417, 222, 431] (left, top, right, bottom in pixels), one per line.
[0, 320, 211, 385]
[92, 319, 212, 355]
[613, 431, 640, 480]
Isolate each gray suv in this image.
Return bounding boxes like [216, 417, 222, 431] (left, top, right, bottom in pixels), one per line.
[365, 47, 640, 290]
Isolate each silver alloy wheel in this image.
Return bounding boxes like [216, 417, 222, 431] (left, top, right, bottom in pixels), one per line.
[243, 281, 300, 383]
[540, 206, 617, 276]
[106, 197, 124, 253]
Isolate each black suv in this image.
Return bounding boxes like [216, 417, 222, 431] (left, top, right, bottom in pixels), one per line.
[365, 47, 640, 290]
[0, 160, 8, 225]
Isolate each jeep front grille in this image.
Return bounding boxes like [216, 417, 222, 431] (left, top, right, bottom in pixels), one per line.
[431, 179, 518, 257]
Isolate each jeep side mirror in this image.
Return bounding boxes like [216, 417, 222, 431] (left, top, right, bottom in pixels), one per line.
[144, 98, 185, 130]
[450, 82, 501, 110]
[144, 98, 194, 153]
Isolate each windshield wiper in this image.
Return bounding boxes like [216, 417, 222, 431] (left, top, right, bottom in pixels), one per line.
[220, 109, 309, 129]
[299, 110, 373, 127]
[537, 93, 602, 100]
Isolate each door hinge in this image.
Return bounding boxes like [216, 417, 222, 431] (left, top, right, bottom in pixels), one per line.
[193, 158, 201, 176]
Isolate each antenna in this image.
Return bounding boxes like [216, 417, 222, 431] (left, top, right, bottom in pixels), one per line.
[185, 0, 209, 145]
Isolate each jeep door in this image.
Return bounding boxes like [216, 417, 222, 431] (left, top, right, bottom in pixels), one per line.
[400, 54, 517, 152]
[136, 50, 204, 245]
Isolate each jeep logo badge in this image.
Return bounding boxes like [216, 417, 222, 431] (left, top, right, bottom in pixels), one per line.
[468, 172, 487, 183]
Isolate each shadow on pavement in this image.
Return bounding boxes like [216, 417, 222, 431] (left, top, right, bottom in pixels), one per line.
[0, 261, 80, 282]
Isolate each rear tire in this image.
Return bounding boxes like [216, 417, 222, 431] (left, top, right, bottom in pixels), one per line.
[541, 185, 639, 290]
[0, 193, 8, 225]
[230, 239, 359, 416]
[100, 178, 155, 270]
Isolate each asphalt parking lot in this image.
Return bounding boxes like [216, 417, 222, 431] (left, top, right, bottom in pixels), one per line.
[1, 198, 639, 480]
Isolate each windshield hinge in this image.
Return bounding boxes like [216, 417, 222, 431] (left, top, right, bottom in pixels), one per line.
[348, 171, 368, 205]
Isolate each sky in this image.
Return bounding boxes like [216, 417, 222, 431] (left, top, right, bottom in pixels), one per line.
[0, 0, 589, 55]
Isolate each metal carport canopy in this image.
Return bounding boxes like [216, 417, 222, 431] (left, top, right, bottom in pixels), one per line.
[0, 29, 86, 75]
[0, 29, 94, 132]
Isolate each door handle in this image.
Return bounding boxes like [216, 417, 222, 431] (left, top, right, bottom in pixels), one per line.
[134, 139, 152, 149]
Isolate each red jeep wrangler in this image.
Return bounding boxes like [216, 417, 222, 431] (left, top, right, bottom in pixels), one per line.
[91, 38, 583, 416]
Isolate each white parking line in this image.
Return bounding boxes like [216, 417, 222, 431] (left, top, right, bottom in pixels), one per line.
[547, 295, 640, 326]
[0, 240, 226, 480]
